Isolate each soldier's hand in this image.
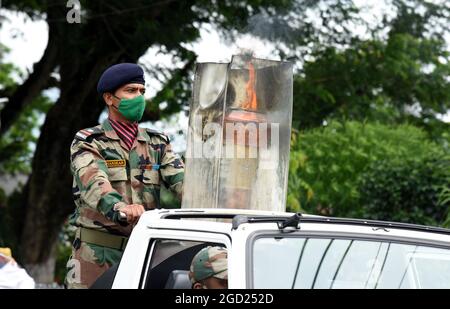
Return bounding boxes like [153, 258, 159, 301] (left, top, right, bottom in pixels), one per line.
[120, 204, 145, 224]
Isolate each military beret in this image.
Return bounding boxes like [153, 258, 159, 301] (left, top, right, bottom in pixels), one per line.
[97, 63, 145, 94]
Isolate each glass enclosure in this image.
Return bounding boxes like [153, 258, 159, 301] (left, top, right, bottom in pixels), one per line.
[182, 55, 293, 211]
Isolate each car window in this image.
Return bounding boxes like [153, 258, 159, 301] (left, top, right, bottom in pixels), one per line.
[143, 239, 225, 289]
[150, 240, 202, 269]
[252, 236, 450, 289]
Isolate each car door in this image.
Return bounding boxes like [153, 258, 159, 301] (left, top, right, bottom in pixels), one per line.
[113, 228, 231, 289]
[239, 223, 450, 289]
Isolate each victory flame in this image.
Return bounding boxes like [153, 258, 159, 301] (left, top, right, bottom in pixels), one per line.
[242, 62, 258, 111]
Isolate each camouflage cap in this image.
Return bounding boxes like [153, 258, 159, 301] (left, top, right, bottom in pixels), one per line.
[189, 246, 228, 284]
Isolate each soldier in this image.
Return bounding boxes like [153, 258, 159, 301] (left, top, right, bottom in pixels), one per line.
[189, 246, 228, 289]
[65, 63, 184, 289]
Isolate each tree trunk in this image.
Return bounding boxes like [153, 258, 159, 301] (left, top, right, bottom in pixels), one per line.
[13, 1, 179, 283]
[0, 13, 60, 136]
[23, 241, 57, 285]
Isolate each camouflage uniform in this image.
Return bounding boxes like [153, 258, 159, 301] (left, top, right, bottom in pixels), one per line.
[189, 246, 228, 284]
[65, 119, 184, 289]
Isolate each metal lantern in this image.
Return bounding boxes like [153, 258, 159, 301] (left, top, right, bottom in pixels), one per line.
[182, 55, 293, 212]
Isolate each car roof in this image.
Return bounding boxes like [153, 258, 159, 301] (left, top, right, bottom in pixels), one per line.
[138, 208, 297, 235]
[137, 208, 450, 242]
[145, 208, 297, 218]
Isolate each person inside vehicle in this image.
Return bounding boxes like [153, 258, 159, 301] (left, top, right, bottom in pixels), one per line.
[189, 246, 228, 289]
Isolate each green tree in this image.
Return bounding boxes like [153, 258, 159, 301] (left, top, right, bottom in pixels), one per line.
[293, 34, 450, 132]
[357, 154, 450, 226]
[291, 1, 450, 138]
[287, 121, 446, 216]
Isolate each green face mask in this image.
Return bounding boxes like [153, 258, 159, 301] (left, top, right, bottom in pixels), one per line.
[112, 94, 146, 122]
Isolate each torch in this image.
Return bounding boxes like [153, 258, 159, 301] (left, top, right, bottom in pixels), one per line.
[220, 60, 270, 209]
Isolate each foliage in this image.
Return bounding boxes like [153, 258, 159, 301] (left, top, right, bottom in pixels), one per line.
[356, 154, 450, 226]
[0, 95, 53, 174]
[291, 0, 450, 137]
[287, 121, 445, 216]
[0, 44, 18, 91]
[292, 33, 450, 133]
[0, 42, 53, 174]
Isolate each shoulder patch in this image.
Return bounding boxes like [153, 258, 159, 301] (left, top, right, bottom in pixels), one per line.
[74, 125, 104, 141]
[145, 128, 170, 143]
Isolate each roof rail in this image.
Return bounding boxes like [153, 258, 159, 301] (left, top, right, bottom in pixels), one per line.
[161, 213, 238, 220]
[232, 214, 301, 230]
[231, 214, 450, 236]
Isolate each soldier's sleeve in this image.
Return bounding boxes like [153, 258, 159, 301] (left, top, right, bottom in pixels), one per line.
[70, 136, 126, 222]
[159, 137, 184, 200]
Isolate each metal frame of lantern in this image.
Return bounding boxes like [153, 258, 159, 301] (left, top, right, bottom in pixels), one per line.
[182, 55, 293, 212]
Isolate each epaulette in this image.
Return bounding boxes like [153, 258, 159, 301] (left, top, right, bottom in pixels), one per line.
[146, 128, 170, 143]
[74, 125, 104, 141]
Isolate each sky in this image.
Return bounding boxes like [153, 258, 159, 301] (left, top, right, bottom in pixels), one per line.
[0, 2, 448, 153]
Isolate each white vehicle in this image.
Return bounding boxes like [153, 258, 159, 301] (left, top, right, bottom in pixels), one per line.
[91, 208, 450, 289]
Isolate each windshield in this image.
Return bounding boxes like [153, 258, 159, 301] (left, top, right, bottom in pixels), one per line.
[252, 236, 450, 289]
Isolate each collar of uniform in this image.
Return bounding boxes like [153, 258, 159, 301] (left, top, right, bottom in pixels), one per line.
[102, 119, 147, 143]
[102, 119, 121, 141]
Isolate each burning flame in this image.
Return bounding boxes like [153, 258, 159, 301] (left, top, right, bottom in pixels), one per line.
[226, 60, 264, 123]
[242, 62, 257, 110]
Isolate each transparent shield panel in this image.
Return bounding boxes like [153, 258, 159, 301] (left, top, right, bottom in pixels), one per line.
[182, 63, 228, 209]
[183, 56, 293, 211]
